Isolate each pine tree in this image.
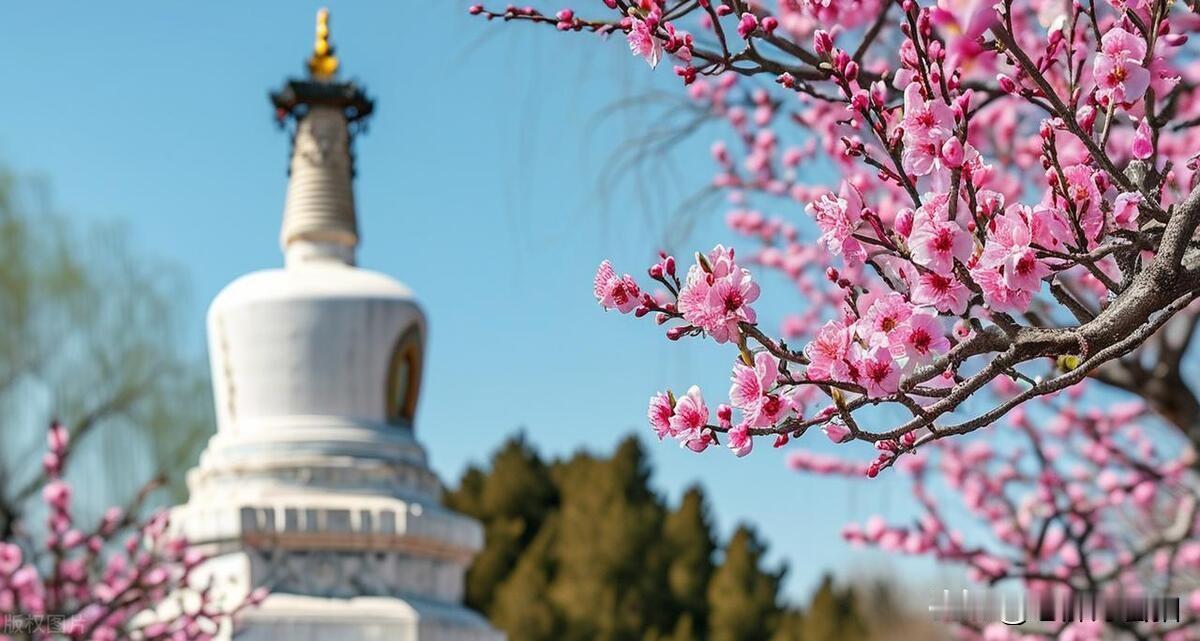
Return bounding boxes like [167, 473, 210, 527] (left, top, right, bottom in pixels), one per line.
[769, 610, 806, 641]
[707, 525, 783, 641]
[444, 434, 556, 614]
[548, 437, 672, 641]
[490, 515, 562, 641]
[663, 485, 716, 637]
[802, 573, 870, 641]
[802, 574, 840, 641]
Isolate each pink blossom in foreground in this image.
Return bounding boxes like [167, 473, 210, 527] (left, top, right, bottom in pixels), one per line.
[804, 320, 852, 382]
[1093, 27, 1150, 105]
[899, 311, 950, 363]
[647, 391, 675, 439]
[627, 16, 663, 68]
[594, 260, 642, 313]
[856, 345, 901, 397]
[668, 385, 709, 441]
[805, 183, 866, 266]
[908, 210, 972, 273]
[911, 272, 970, 315]
[678, 246, 760, 343]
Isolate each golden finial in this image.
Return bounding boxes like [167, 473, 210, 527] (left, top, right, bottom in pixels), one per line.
[307, 8, 340, 80]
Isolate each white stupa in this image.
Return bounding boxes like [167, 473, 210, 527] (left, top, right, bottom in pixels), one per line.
[171, 10, 503, 640]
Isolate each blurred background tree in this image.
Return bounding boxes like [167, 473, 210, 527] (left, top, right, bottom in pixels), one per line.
[447, 434, 943, 641]
[0, 165, 211, 535]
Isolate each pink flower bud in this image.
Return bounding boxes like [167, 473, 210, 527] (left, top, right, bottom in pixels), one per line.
[822, 423, 852, 444]
[851, 89, 869, 112]
[1132, 119, 1153, 160]
[737, 12, 758, 38]
[43, 480, 71, 512]
[48, 422, 68, 455]
[894, 208, 914, 237]
[1076, 105, 1097, 133]
[941, 137, 964, 168]
[813, 30, 833, 57]
[761, 16, 778, 34]
[468, 4, 484, 14]
[844, 61, 859, 82]
[996, 73, 1016, 93]
[870, 81, 886, 107]
[716, 4, 734, 16]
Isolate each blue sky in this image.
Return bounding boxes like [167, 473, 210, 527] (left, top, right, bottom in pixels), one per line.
[0, 2, 941, 599]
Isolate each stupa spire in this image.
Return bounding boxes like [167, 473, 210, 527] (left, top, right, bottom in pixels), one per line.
[271, 8, 373, 265]
[307, 8, 339, 80]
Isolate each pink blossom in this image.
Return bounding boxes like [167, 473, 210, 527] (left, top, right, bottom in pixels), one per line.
[912, 272, 970, 315]
[0, 543, 21, 575]
[908, 214, 972, 272]
[861, 293, 914, 352]
[805, 183, 866, 266]
[972, 265, 1033, 312]
[680, 429, 714, 452]
[628, 17, 664, 69]
[1057, 165, 1103, 242]
[900, 82, 956, 175]
[805, 320, 852, 381]
[678, 246, 760, 343]
[736, 12, 758, 39]
[899, 311, 950, 363]
[48, 421, 69, 454]
[727, 422, 753, 457]
[668, 385, 709, 438]
[855, 345, 900, 397]
[594, 260, 642, 313]
[730, 351, 799, 428]
[973, 205, 1052, 311]
[647, 391, 675, 439]
[1093, 28, 1150, 105]
[730, 351, 777, 411]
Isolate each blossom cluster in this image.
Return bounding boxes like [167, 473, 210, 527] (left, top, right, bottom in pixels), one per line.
[820, 390, 1200, 639]
[481, 1, 1200, 636]
[0, 424, 263, 640]
[537, 0, 1200, 473]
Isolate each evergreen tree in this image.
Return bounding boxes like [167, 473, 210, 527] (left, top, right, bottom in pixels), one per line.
[802, 574, 840, 641]
[548, 437, 672, 641]
[444, 434, 556, 614]
[490, 515, 562, 641]
[769, 610, 806, 641]
[802, 573, 870, 641]
[707, 525, 783, 641]
[663, 485, 716, 637]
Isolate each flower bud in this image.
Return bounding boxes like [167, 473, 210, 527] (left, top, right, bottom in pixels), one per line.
[813, 30, 833, 57]
[894, 208, 915, 237]
[737, 12, 758, 38]
[941, 137, 964, 168]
